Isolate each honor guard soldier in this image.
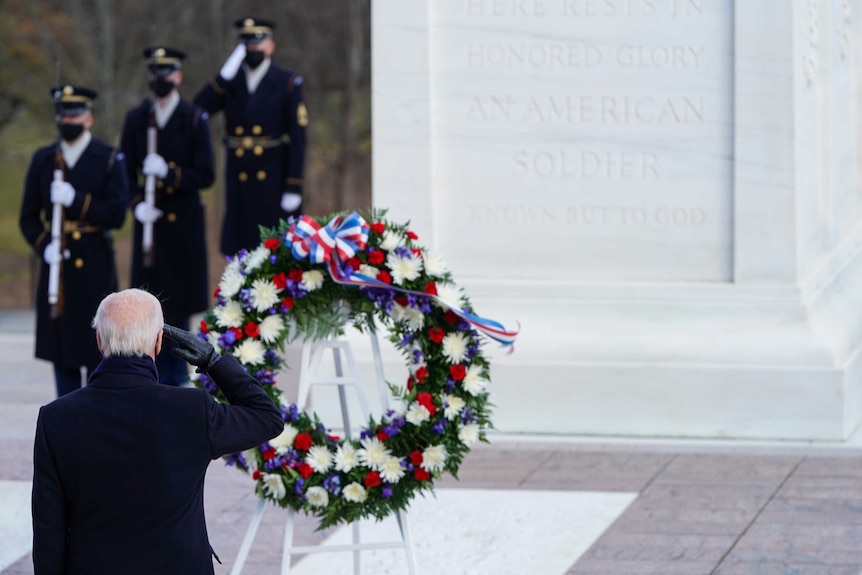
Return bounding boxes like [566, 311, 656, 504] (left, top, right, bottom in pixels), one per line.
[120, 46, 215, 386]
[194, 17, 308, 257]
[19, 85, 129, 397]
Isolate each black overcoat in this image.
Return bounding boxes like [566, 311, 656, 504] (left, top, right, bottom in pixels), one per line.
[194, 62, 307, 256]
[120, 97, 215, 316]
[31, 354, 284, 575]
[19, 139, 128, 368]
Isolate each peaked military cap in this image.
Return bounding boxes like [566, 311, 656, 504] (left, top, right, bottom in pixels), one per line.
[235, 17, 275, 43]
[51, 84, 98, 117]
[143, 46, 186, 75]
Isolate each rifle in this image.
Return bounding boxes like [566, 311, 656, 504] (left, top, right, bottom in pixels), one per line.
[142, 108, 157, 267]
[47, 150, 66, 318]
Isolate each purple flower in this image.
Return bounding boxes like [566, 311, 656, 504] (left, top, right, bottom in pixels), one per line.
[432, 421, 446, 435]
[218, 330, 237, 348]
[394, 246, 412, 258]
[445, 378, 455, 392]
[381, 485, 393, 499]
[360, 429, 374, 440]
[401, 333, 414, 347]
[323, 474, 342, 495]
[198, 373, 217, 393]
[282, 404, 299, 422]
[269, 255, 278, 265]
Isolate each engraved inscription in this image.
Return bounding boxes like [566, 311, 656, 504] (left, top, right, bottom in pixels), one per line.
[469, 203, 707, 227]
[512, 149, 660, 180]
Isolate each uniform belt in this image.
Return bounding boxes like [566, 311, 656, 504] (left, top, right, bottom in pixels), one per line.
[63, 220, 101, 234]
[224, 135, 284, 149]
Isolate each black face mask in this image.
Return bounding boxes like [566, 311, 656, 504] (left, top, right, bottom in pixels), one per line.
[245, 50, 265, 70]
[149, 77, 175, 98]
[58, 123, 84, 143]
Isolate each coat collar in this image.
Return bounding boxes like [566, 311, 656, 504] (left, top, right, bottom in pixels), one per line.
[87, 355, 159, 389]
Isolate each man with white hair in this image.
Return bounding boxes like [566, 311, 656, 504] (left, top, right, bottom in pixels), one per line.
[31, 288, 283, 574]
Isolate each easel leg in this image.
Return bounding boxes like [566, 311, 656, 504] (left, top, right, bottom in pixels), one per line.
[229, 498, 267, 575]
[396, 511, 419, 575]
[281, 508, 295, 575]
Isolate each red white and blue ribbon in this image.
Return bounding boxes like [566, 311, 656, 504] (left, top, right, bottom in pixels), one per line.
[287, 213, 369, 264]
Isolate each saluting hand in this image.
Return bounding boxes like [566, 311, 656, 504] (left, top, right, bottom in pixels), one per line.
[220, 43, 247, 81]
[162, 324, 221, 374]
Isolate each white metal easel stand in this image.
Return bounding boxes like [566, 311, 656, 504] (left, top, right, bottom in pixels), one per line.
[229, 330, 419, 575]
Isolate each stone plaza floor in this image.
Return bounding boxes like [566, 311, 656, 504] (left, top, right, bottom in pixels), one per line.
[2, 310, 862, 575]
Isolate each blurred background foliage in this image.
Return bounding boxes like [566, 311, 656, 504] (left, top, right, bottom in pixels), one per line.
[0, 0, 371, 307]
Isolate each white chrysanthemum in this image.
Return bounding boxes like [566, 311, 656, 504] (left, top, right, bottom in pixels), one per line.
[306, 445, 333, 473]
[306, 486, 329, 508]
[334, 442, 360, 472]
[380, 230, 404, 252]
[386, 252, 423, 285]
[443, 394, 466, 420]
[422, 444, 447, 472]
[423, 252, 448, 277]
[462, 364, 488, 396]
[241, 448, 259, 470]
[389, 304, 407, 323]
[250, 278, 280, 312]
[219, 267, 244, 299]
[214, 300, 244, 328]
[262, 473, 286, 499]
[458, 423, 480, 445]
[358, 437, 390, 471]
[258, 315, 285, 344]
[379, 456, 406, 483]
[358, 264, 378, 278]
[406, 403, 431, 426]
[207, 331, 222, 351]
[269, 424, 299, 454]
[302, 269, 324, 291]
[234, 338, 266, 365]
[434, 283, 462, 309]
[441, 332, 469, 364]
[243, 245, 270, 273]
[343, 482, 367, 503]
[400, 307, 425, 332]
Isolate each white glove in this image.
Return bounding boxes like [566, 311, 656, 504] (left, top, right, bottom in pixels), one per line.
[134, 202, 163, 224]
[220, 43, 247, 81]
[142, 153, 169, 179]
[43, 240, 62, 265]
[50, 180, 75, 207]
[281, 192, 302, 212]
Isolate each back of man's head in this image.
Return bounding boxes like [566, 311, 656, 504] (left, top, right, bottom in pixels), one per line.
[91, 289, 164, 357]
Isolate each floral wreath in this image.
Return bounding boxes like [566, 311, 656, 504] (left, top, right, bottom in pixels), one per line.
[195, 210, 518, 529]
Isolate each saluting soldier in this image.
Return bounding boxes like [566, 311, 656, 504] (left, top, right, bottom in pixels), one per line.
[120, 46, 215, 386]
[19, 86, 129, 397]
[194, 17, 308, 257]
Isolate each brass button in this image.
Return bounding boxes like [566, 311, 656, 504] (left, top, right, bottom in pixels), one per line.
[157, 180, 163, 189]
[235, 148, 245, 158]
[72, 231, 81, 240]
[234, 126, 244, 136]
[238, 172, 248, 182]
[252, 125, 262, 135]
[253, 145, 263, 156]
[167, 213, 177, 222]
[256, 170, 266, 181]
[242, 136, 254, 149]
[74, 258, 84, 269]
[168, 161, 176, 168]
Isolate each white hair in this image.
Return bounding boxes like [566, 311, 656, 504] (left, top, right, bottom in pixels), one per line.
[91, 288, 164, 357]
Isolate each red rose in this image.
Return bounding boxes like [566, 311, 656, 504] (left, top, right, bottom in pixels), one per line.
[262, 447, 276, 461]
[444, 310, 459, 325]
[417, 392, 436, 415]
[376, 270, 392, 284]
[428, 326, 444, 344]
[298, 462, 314, 479]
[409, 450, 423, 466]
[449, 364, 466, 381]
[282, 297, 295, 310]
[424, 282, 437, 296]
[395, 296, 409, 307]
[368, 250, 385, 265]
[264, 237, 280, 250]
[347, 257, 362, 271]
[252, 470, 262, 481]
[294, 433, 313, 451]
[199, 320, 209, 334]
[411, 248, 422, 257]
[364, 471, 381, 487]
[229, 327, 244, 342]
[415, 366, 428, 384]
[414, 468, 431, 481]
[213, 286, 221, 298]
[288, 269, 304, 283]
[406, 376, 414, 392]
[273, 272, 288, 289]
[376, 430, 389, 442]
[406, 230, 418, 240]
[371, 222, 386, 234]
[243, 321, 260, 338]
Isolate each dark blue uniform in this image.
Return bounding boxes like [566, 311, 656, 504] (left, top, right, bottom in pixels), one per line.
[120, 98, 214, 317]
[194, 63, 307, 256]
[19, 141, 128, 379]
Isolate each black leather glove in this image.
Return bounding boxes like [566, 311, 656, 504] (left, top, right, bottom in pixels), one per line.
[162, 324, 221, 373]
